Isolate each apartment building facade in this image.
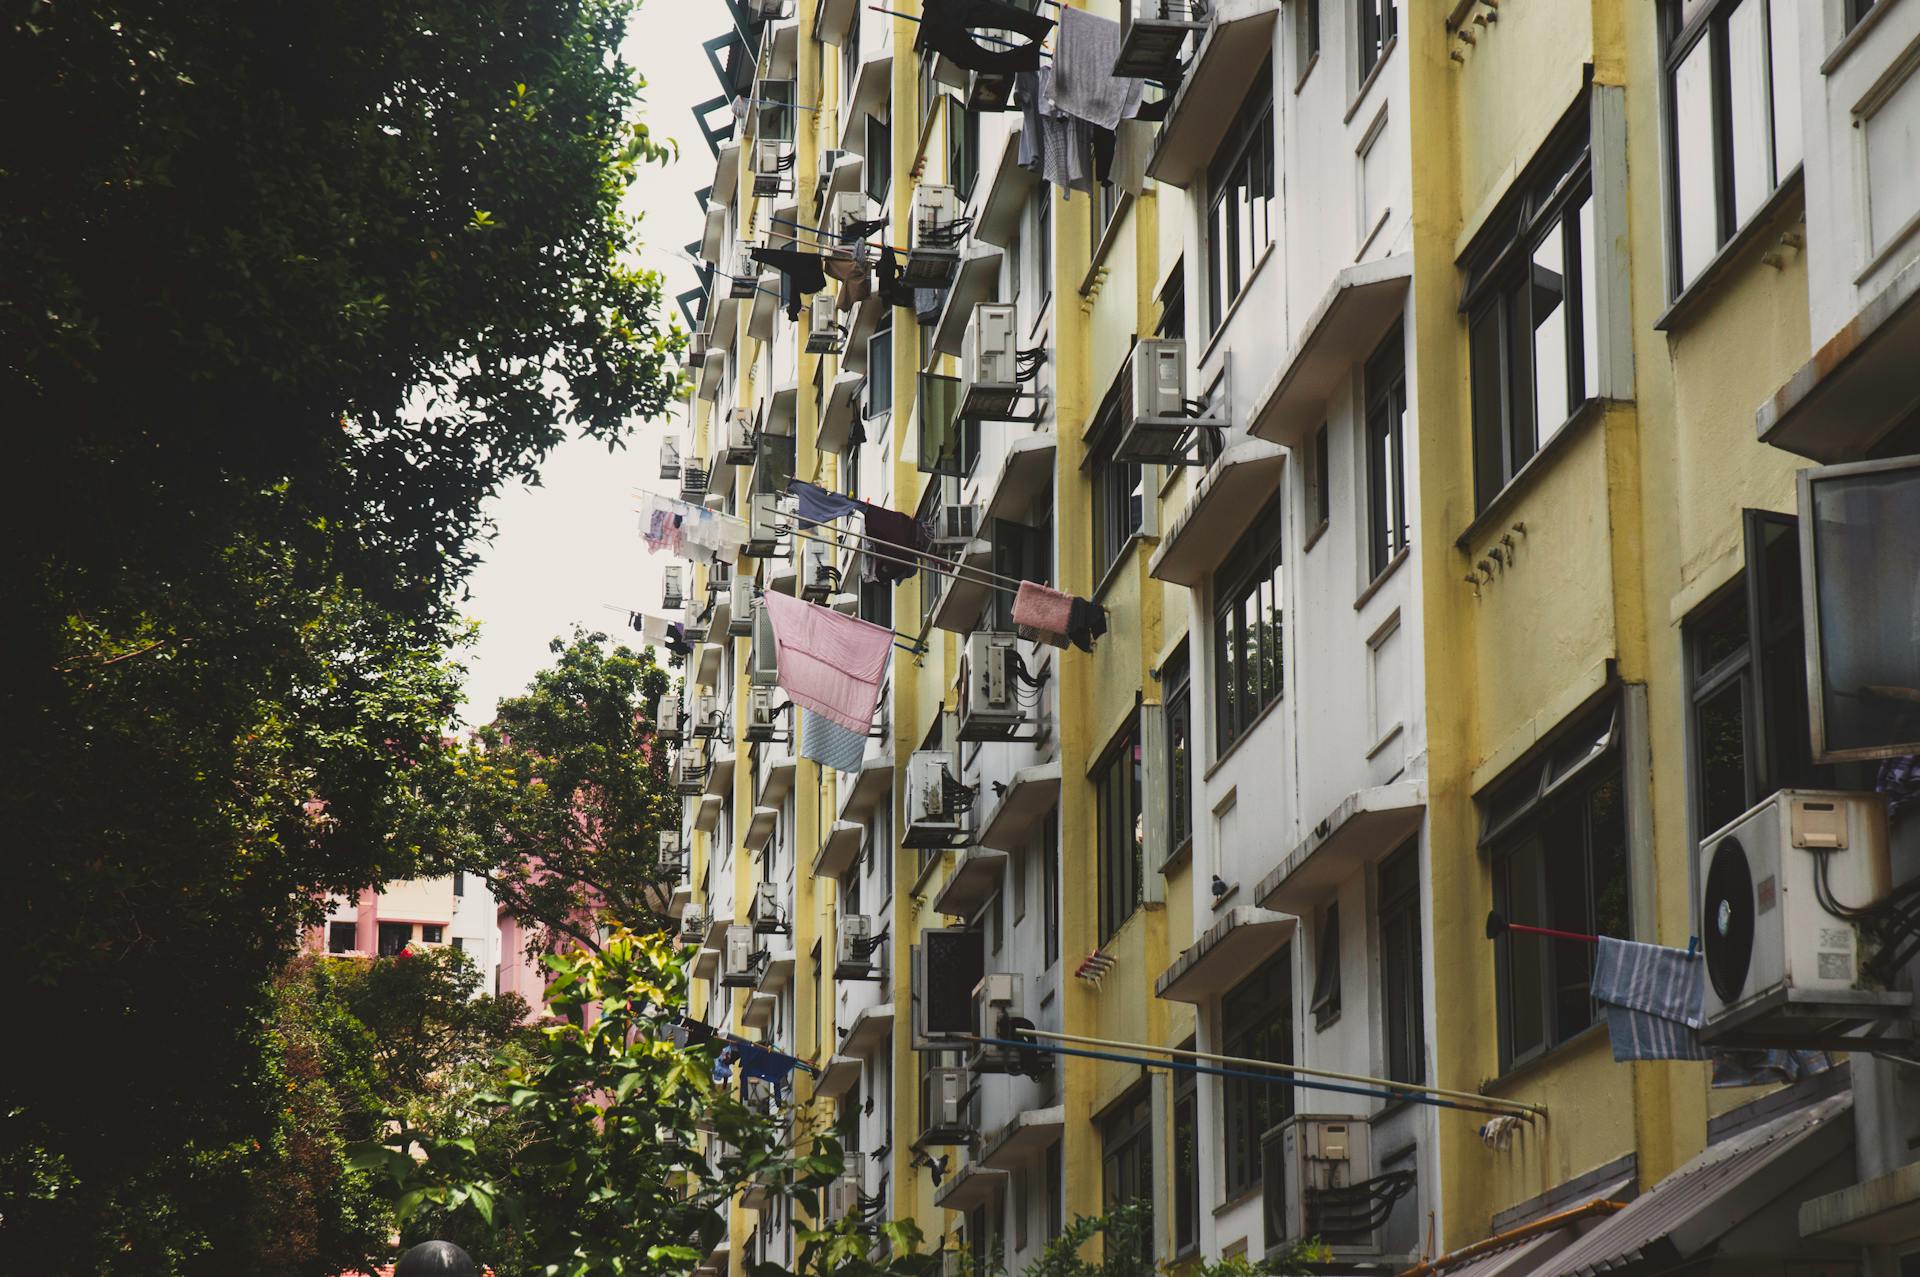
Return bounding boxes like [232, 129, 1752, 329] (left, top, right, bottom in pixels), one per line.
[658, 4, 1920, 1277]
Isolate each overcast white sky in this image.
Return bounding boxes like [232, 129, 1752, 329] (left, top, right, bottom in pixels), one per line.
[458, 8, 713, 719]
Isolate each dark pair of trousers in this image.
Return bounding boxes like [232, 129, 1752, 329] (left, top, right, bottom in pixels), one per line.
[921, 0, 1054, 76]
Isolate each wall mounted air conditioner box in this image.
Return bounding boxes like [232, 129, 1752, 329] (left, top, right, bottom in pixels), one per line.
[905, 184, 963, 286]
[967, 972, 1028, 1073]
[802, 541, 839, 602]
[680, 460, 709, 502]
[816, 147, 845, 188]
[746, 490, 785, 558]
[657, 698, 684, 743]
[1116, 337, 1196, 465]
[721, 408, 757, 466]
[662, 564, 685, 610]
[966, 66, 1019, 113]
[827, 1170, 863, 1221]
[836, 913, 880, 980]
[806, 293, 847, 354]
[745, 685, 777, 742]
[687, 332, 710, 367]
[660, 438, 682, 480]
[1698, 789, 1907, 1047]
[658, 831, 683, 874]
[722, 923, 759, 987]
[918, 1065, 975, 1145]
[752, 140, 789, 197]
[829, 191, 870, 241]
[751, 880, 784, 934]
[903, 750, 969, 847]
[730, 578, 756, 636]
[1115, 0, 1207, 81]
[932, 502, 979, 550]
[693, 693, 719, 738]
[1263, 1115, 1381, 1259]
[957, 632, 1027, 742]
[729, 254, 759, 300]
[750, 603, 781, 687]
[679, 907, 709, 943]
[960, 302, 1020, 419]
[674, 756, 706, 795]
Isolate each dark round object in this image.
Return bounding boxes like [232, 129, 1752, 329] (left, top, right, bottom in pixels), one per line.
[395, 1241, 479, 1277]
[1703, 835, 1756, 1005]
[1485, 910, 1508, 940]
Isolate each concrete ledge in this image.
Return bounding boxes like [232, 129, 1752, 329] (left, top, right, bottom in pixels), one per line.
[1155, 906, 1297, 1003]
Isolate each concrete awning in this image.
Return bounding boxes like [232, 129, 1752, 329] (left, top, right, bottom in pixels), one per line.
[757, 752, 797, 806]
[1155, 906, 1299, 1003]
[845, 289, 885, 364]
[815, 0, 857, 43]
[1248, 255, 1412, 449]
[929, 539, 994, 635]
[766, 383, 799, 437]
[1536, 1094, 1854, 1277]
[670, 879, 695, 918]
[838, 754, 893, 820]
[692, 944, 720, 981]
[743, 804, 778, 851]
[826, 151, 864, 202]
[812, 819, 865, 879]
[1256, 782, 1426, 914]
[977, 761, 1062, 851]
[839, 54, 893, 154]
[813, 1053, 863, 1100]
[1759, 258, 1920, 462]
[1148, 440, 1286, 585]
[818, 369, 866, 456]
[932, 847, 1009, 919]
[712, 141, 741, 209]
[1802, 1157, 1920, 1244]
[758, 945, 796, 992]
[841, 1004, 894, 1057]
[978, 1105, 1064, 1171]
[696, 641, 724, 688]
[1145, 0, 1281, 188]
[742, 990, 776, 1029]
[701, 200, 729, 266]
[693, 793, 724, 834]
[976, 123, 1038, 248]
[697, 342, 729, 401]
[766, 23, 799, 78]
[932, 254, 1006, 357]
[933, 1159, 1009, 1212]
[747, 275, 781, 344]
[982, 433, 1056, 524]
[708, 589, 733, 640]
[704, 748, 736, 798]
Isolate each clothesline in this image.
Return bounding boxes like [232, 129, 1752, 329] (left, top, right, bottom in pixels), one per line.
[787, 521, 1024, 599]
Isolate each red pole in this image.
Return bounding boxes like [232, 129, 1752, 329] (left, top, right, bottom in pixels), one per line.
[1504, 921, 1599, 945]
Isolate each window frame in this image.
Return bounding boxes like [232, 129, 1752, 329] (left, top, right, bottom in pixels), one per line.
[1100, 1084, 1155, 1251]
[1173, 1038, 1200, 1256]
[1363, 324, 1409, 578]
[865, 112, 892, 204]
[1310, 902, 1341, 1029]
[1222, 947, 1294, 1198]
[1206, 62, 1276, 334]
[1164, 646, 1194, 858]
[1096, 728, 1144, 946]
[1358, 0, 1398, 83]
[865, 314, 893, 421]
[1377, 839, 1425, 1084]
[1088, 376, 1145, 584]
[1212, 501, 1286, 753]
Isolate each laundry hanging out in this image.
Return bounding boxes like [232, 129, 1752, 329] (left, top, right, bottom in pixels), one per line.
[916, 0, 1055, 75]
[749, 246, 830, 320]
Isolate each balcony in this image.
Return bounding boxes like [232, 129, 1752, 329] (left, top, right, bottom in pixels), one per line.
[1248, 255, 1411, 449]
[1144, 0, 1280, 189]
[1254, 782, 1425, 915]
[931, 847, 1009, 919]
[1156, 906, 1297, 1003]
[1148, 439, 1286, 585]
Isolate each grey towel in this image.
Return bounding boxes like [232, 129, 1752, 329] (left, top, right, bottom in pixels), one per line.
[1592, 937, 1709, 1061]
[1051, 6, 1145, 131]
[1016, 70, 1093, 194]
[802, 708, 869, 773]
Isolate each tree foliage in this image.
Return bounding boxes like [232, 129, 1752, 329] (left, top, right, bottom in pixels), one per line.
[359, 931, 935, 1277]
[455, 630, 678, 954]
[1017, 1203, 1325, 1277]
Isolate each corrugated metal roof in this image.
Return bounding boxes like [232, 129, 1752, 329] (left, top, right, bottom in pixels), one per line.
[1437, 1178, 1635, 1277]
[1531, 1093, 1852, 1277]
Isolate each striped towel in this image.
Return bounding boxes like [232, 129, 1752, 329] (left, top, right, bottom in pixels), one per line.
[801, 709, 868, 774]
[1591, 937, 1710, 1061]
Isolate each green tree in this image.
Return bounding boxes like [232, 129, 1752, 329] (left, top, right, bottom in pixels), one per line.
[358, 930, 935, 1277]
[455, 631, 679, 954]
[1018, 1203, 1324, 1277]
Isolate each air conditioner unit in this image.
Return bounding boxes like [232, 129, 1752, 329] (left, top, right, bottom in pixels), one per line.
[960, 303, 1020, 420]
[729, 578, 756, 636]
[674, 753, 707, 795]
[918, 1065, 974, 1145]
[687, 331, 711, 367]
[1699, 790, 1908, 1049]
[692, 693, 721, 739]
[663, 564, 685, 611]
[806, 293, 847, 355]
[827, 1169, 864, 1221]
[729, 251, 760, 300]
[903, 750, 971, 848]
[1115, 337, 1198, 465]
[931, 502, 979, 551]
[829, 592, 860, 615]
[905, 184, 962, 286]
[660, 438, 682, 480]
[680, 459, 710, 502]
[750, 603, 780, 687]
[752, 140, 791, 198]
[658, 831, 685, 877]
[816, 147, 847, 188]
[751, 0, 792, 18]
[956, 632, 1028, 743]
[968, 972, 1027, 1074]
[836, 914, 881, 980]
[801, 540, 841, 602]
[745, 490, 786, 558]
[1263, 1116, 1384, 1259]
[829, 191, 870, 242]
[746, 684, 781, 743]
[722, 924, 760, 987]
[751, 880, 786, 935]
[682, 612, 709, 645]
[721, 407, 758, 467]
[680, 906, 710, 944]
[1116, 0, 1207, 81]
[656, 698, 684, 744]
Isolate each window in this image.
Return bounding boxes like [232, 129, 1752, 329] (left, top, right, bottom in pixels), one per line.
[1310, 903, 1341, 1028]
[377, 921, 411, 956]
[1463, 106, 1598, 509]
[950, 97, 982, 201]
[843, 7, 862, 105]
[1484, 701, 1630, 1071]
[837, 1080, 861, 1152]
[1089, 377, 1144, 583]
[1036, 195, 1053, 310]
[1296, 0, 1322, 77]
[1847, 0, 1881, 30]
[327, 921, 356, 953]
[453, 870, 465, 897]
[1206, 66, 1275, 333]
[1378, 840, 1424, 1082]
[1092, 178, 1120, 249]
[916, 482, 943, 628]
[1223, 948, 1293, 1197]
[842, 860, 863, 920]
[1164, 646, 1194, 856]
[867, 315, 893, 420]
[1096, 730, 1143, 945]
[1662, 0, 1803, 290]
[1157, 262, 1186, 340]
[1045, 1140, 1065, 1240]
[1685, 511, 1863, 839]
[421, 924, 444, 944]
[866, 113, 891, 203]
[1364, 326, 1408, 577]
[860, 574, 893, 630]
[1043, 813, 1061, 967]
[1358, 0, 1397, 82]
[1101, 1086, 1155, 1254]
[988, 515, 1051, 631]
[1213, 502, 1285, 751]
[1307, 423, 1331, 538]
[451, 936, 465, 953]
[1173, 1043, 1199, 1255]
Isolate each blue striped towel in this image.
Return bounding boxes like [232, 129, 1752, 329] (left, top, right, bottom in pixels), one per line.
[800, 708, 868, 774]
[1592, 937, 1710, 1061]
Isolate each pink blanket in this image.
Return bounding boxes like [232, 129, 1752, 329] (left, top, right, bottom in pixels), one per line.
[1012, 581, 1074, 637]
[760, 589, 895, 734]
